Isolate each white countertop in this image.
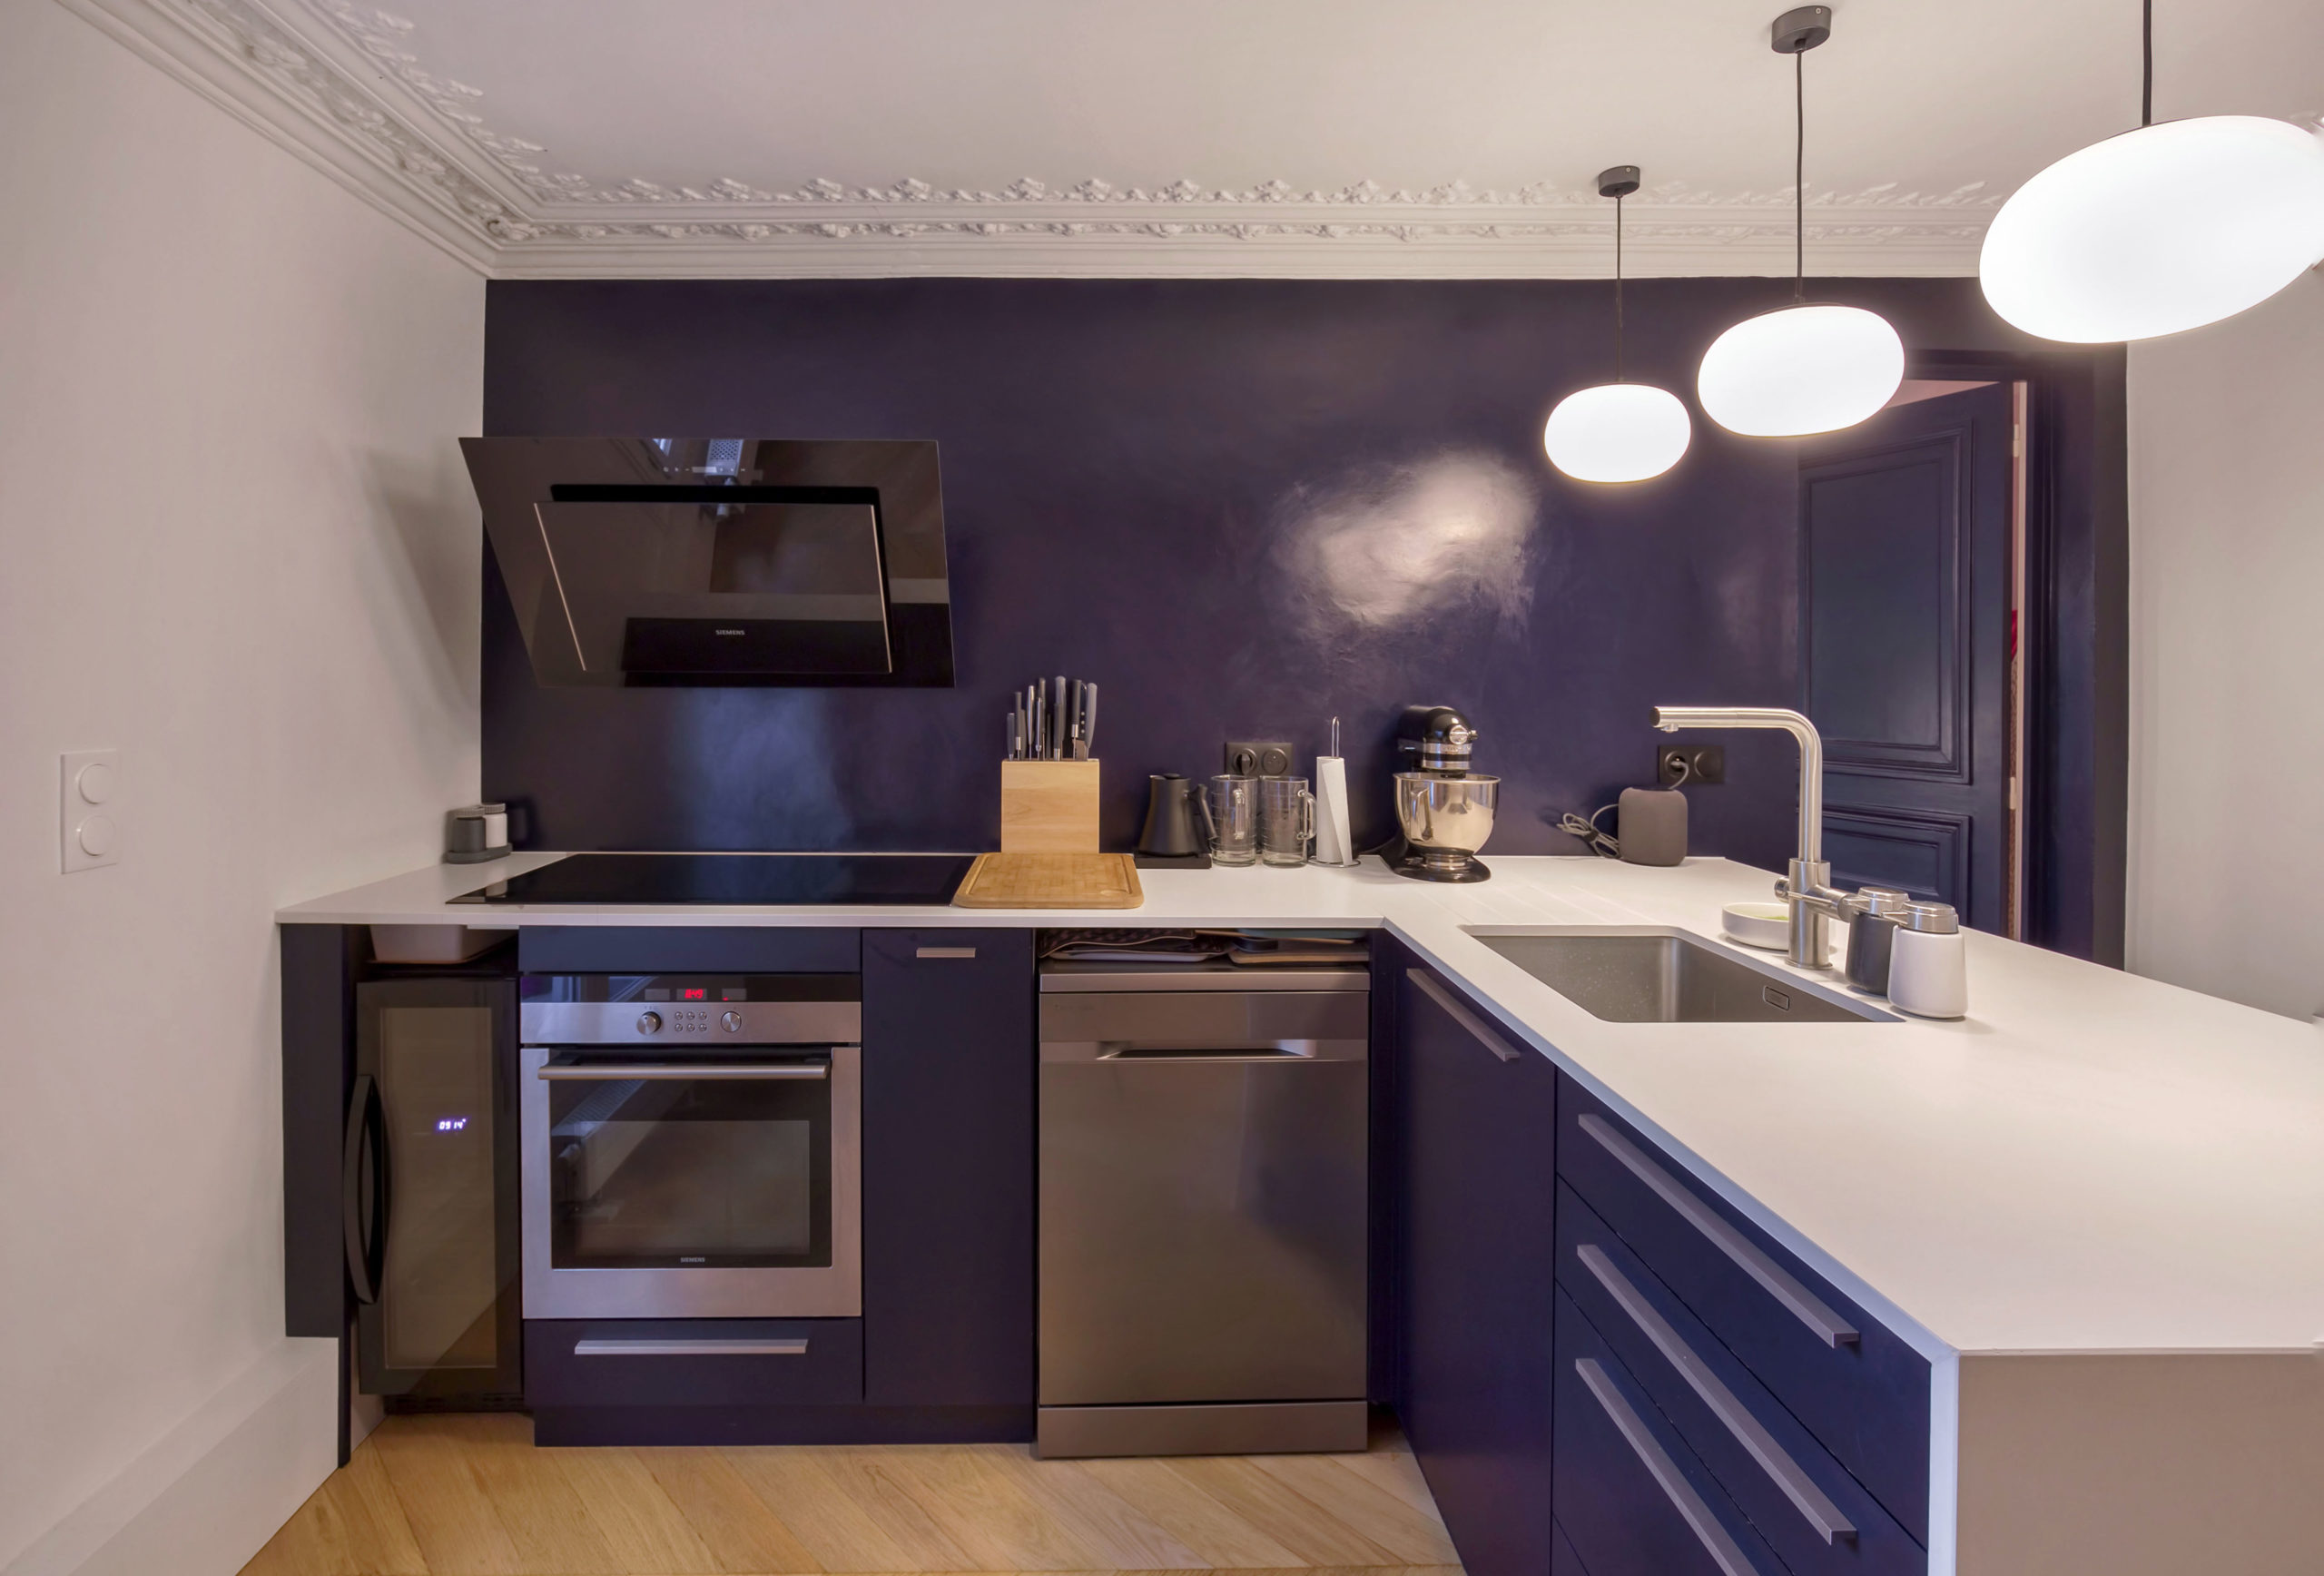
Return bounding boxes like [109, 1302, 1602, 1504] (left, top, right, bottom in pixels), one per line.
[281, 852, 2324, 1362]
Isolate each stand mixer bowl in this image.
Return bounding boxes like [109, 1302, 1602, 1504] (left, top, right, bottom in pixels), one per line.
[1394, 773, 1500, 876]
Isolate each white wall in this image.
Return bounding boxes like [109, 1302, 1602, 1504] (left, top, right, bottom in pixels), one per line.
[0, 0, 484, 1567]
[2126, 271, 2324, 1022]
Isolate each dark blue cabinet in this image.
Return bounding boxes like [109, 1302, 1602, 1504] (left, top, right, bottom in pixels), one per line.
[861, 929, 1036, 1414]
[1554, 1287, 1787, 1576]
[1558, 1183, 1925, 1576]
[1557, 1076, 1929, 1542]
[1396, 963, 1559, 1576]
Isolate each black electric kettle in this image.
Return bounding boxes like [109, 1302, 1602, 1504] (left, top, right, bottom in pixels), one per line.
[1137, 773, 1215, 863]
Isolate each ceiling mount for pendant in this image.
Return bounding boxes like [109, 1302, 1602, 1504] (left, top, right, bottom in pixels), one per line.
[1596, 165, 1640, 199]
[1769, 5, 1830, 54]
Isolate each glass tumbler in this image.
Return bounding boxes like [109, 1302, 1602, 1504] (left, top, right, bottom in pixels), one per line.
[1206, 775, 1258, 866]
[1257, 776, 1315, 868]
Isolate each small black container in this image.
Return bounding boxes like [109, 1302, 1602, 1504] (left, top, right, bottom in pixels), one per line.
[1842, 886, 1914, 994]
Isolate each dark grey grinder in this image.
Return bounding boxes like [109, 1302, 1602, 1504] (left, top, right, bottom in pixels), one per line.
[1843, 887, 1915, 994]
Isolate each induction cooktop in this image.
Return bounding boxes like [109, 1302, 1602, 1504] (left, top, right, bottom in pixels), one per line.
[450, 852, 977, 907]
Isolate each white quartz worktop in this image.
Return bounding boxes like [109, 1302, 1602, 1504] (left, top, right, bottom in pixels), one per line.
[281, 852, 2324, 1363]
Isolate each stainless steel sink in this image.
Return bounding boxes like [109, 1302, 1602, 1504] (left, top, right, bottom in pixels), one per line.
[1467, 927, 1894, 1024]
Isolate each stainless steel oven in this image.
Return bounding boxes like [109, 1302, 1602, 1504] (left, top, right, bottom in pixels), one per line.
[519, 972, 861, 1319]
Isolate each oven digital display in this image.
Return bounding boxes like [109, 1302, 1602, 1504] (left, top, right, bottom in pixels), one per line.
[523, 974, 842, 1008]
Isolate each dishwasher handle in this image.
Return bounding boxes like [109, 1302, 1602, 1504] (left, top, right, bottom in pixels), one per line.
[1103, 1040, 1316, 1060]
[1043, 1037, 1367, 1064]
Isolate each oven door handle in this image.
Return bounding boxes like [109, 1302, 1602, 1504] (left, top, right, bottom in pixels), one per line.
[535, 1063, 829, 1081]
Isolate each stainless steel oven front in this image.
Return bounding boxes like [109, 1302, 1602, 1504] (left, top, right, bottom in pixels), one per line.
[519, 973, 861, 1319]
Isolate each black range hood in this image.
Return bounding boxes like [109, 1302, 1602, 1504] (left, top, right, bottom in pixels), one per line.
[461, 438, 955, 687]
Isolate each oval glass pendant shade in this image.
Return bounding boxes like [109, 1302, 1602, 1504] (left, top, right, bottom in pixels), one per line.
[1544, 383, 1693, 483]
[1697, 303, 1905, 438]
[1980, 115, 2324, 343]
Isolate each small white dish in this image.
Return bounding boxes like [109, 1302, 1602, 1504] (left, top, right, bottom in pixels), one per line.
[1721, 901, 1791, 950]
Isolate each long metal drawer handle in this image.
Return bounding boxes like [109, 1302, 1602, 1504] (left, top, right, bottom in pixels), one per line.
[1578, 1114, 1858, 1348]
[537, 1063, 829, 1081]
[573, 1338, 809, 1357]
[1578, 1244, 1856, 1544]
[915, 946, 977, 959]
[1407, 970, 1522, 1062]
[1098, 1040, 1320, 1059]
[1576, 1358, 1762, 1576]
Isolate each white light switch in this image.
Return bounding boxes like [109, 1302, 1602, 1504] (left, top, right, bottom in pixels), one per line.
[62, 750, 120, 872]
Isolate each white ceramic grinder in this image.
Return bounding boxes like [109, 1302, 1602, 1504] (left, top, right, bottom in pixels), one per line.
[1887, 901, 1968, 1019]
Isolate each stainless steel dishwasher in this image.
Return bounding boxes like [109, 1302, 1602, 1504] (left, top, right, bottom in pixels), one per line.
[1036, 962, 1369, 1459]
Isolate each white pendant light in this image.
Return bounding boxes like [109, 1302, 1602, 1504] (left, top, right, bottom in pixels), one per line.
[1697, 7, 1905, 438]
[1979, 2, 2324, 342]
[1698, 303, 1905, 439]
[1546, 383, 1693, 484]
[1545, 166, 1693, 484]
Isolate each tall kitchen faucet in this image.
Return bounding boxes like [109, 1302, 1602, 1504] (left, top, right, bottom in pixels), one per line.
[1653, 706, 1846, 968]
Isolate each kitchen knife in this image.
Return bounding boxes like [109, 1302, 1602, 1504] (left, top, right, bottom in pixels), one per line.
[1081, 684, 1097, 756]
[1053, 675, 1068, 760]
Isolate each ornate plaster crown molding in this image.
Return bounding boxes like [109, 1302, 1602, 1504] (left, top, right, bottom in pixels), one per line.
[61, 0, 2003, 279]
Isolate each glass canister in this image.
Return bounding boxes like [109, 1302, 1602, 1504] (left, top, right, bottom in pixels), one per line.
[1256, 776, 1315, 868]
[1206, 774, 1258, 866]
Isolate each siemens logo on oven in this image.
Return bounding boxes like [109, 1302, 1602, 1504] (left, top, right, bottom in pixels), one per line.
[714, 628, 745, 635]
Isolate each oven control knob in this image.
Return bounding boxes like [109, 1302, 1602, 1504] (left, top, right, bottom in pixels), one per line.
[722, 1011, 743, 1033]
[635, 1011, 662, 1034]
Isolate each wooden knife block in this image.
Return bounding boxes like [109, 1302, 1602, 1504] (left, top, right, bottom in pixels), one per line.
[1000, 759, 1101, 852]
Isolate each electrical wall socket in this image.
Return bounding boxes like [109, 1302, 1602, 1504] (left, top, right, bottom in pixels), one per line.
[61, 750, 121, 872]
[1224, 740, 1295, 777]
[1657, 744, 1725, 786]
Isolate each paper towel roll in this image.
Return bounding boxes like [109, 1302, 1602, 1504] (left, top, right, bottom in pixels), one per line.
[1314, 756, 1356, 865]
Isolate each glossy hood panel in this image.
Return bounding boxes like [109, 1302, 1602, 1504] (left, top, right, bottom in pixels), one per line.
[461, 438, 954, 687]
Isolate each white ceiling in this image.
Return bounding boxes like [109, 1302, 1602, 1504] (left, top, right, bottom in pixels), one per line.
[67, 0, 2324, 278]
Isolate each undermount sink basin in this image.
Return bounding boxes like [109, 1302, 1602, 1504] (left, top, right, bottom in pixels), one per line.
[1468, 927, 1894, 1024]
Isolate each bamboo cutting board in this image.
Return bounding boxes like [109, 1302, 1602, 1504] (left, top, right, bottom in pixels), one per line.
[951, 852, 1144, 910]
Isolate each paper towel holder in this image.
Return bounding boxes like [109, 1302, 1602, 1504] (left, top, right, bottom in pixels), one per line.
[1311, 715, 1363, 867]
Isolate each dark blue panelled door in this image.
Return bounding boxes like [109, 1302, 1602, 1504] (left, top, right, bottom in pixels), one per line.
[1800, 384, 2015, 933]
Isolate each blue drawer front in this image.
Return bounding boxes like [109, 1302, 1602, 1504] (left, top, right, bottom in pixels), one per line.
[1556, 1079, 1930, 1542]
[1558, 1184, 1925, 1576]
[525, 1318, 863, 1409]
[1554, 1289, 1786, 1576]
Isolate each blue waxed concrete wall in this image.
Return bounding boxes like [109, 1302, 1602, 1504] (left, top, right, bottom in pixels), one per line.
[479, 275, 2070, 870]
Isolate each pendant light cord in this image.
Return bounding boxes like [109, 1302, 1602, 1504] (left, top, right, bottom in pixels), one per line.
[1614, 192, 1626, 382]
[2141, 0, 2152, 125]
[1793, 46, 1806, 303]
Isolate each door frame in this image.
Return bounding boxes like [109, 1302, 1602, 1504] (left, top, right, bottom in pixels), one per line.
[1905, 348, 2128, 965]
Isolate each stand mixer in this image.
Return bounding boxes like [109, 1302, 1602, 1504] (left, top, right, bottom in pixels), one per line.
[1385, 704, 1499, 882]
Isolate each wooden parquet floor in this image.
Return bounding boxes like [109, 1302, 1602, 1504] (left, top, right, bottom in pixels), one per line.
[239, 1413, 1463, 1576]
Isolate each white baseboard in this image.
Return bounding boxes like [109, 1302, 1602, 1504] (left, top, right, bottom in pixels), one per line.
[4, 1338, 339, 1576]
